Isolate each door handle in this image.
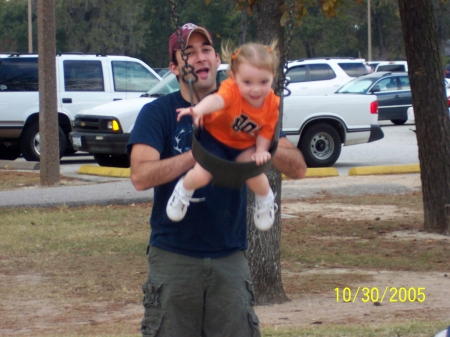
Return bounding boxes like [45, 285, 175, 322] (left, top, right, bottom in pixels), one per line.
[62, 98, 72, 103]
[113, 98, 122, 101]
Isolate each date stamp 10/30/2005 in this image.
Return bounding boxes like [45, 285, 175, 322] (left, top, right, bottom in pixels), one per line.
[335, 287, 426, 303]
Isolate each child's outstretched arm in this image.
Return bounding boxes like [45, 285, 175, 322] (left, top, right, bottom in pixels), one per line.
[176, 94, 225, 126]
[251, 135, 272, 165]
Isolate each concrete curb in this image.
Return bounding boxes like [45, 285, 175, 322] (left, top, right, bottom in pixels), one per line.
[305, 167, 339, 177]
[348, 164, 420, 176]
[77, 165, 130, 178]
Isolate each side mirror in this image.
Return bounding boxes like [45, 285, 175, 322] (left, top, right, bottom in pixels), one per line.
[370, 85, 381, 93]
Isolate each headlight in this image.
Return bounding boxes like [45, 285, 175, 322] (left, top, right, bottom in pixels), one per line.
[107, 120, 120, 131]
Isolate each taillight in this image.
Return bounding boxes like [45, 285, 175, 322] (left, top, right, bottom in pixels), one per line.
[447, 96, 450, 107]
[370, 100, 378, 114]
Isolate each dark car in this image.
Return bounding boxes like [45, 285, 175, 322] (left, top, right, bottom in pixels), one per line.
[336, 72, 412, 125]
[445, 64, 450, 79]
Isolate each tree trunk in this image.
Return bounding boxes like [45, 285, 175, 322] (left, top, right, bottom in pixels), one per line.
[246, 0, 289, 305]
[239, 9, 248, 45]
[398, 0, 450, 234]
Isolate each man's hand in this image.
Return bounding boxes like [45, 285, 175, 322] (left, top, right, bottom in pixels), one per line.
[251, 150, 271, 166]
[176, 107, 202, 126]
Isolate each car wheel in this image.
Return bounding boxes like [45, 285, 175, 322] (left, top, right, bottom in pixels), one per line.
[93, 154, 130, 168]
[20, 122, 67, 161]
[299, 123, 342, 167]
[391, 118, 407, 125]
[0, 144, 21, 160]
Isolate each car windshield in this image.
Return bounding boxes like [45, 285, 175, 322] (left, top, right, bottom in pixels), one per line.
[142, 72, 179, 97]
[336, 77, 379, 93]
[338, 62, 369, 77]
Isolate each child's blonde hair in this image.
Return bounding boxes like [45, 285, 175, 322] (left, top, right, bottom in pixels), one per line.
[221, 40, 279, 78]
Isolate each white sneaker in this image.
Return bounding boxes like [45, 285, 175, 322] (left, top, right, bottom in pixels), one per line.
[166, 178, 205, 222]
[254, 194, 278, 231]
[166, 178, 192, 222]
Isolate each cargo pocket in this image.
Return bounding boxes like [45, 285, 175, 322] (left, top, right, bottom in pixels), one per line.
[141, 280, 164, 337]
[245, 279, 260, 336]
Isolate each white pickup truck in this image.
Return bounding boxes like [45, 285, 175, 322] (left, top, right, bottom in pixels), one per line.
[70, 65, 383, 168]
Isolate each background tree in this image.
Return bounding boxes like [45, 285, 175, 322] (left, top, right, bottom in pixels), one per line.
[368, 0, 404, 60]
[55, 0, 147, 56]
[245, 0, 290, 305]
[0, 0, 35, 52]
[2, 0, 450, 69]
[398, 0, 450, 234]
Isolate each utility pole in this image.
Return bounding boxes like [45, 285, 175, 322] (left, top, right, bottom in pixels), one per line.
[37, 0, 60, 186]
[368, 0, 372, 61]
[28, 0, 32, 53]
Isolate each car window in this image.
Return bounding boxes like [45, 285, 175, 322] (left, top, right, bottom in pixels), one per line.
[63, 60, 104, 91]
[309, 64, 336, 81]
[112, 61, 160, 92]
[338, 62, 369, 77]
[377, 77, 398, 91]
[0, 58, 38, 91]
[399, 76, 410, 90]
[377, 64, 406, 72]
[217, 69, 228, 87]
[285, 65, 306, 83]
[337, 79, 374, 93]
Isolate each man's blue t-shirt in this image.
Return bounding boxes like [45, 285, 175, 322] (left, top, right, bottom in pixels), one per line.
[127, 91, 248, 258]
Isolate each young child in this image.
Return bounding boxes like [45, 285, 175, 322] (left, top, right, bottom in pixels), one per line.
[166, 41, 280, 231]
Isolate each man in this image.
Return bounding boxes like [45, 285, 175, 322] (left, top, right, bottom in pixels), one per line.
[128, 23, 307, 337]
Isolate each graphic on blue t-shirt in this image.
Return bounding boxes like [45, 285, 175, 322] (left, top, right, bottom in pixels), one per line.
[172, 125, 193, 155]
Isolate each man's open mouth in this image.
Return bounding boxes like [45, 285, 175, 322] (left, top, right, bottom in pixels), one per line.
[196, 68, 209, 78]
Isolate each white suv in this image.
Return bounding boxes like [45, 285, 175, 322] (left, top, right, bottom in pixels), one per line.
[285, 57, 369, 95]
[0, 53, 161, 161]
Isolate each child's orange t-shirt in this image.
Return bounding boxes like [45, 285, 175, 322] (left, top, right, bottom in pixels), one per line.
[202, 78, 280, 150]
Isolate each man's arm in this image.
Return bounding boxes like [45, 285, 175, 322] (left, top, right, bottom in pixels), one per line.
[272, 137, 307, 179]
[129, 143, 196, 191]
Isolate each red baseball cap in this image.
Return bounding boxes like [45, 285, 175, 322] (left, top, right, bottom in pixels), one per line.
[169, 23, 214, 60]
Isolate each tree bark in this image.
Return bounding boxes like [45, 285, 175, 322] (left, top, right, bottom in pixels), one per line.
[398, 0, 450, 234]
[246, 0, 289, 305]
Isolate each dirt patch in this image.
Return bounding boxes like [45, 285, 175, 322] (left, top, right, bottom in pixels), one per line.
[281, 202, 422, 221]
[256, 269, 450, 328]
[0, 170, 92, 191]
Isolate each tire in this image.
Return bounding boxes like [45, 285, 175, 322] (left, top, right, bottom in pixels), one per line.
[299, 123, 342, 168]
[64, 146, 77, 156]
[93, 154, 130, 168]
[391, 118, 407, 125]
[20, 122, 67, 161]
[0, 144, 21, 160]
